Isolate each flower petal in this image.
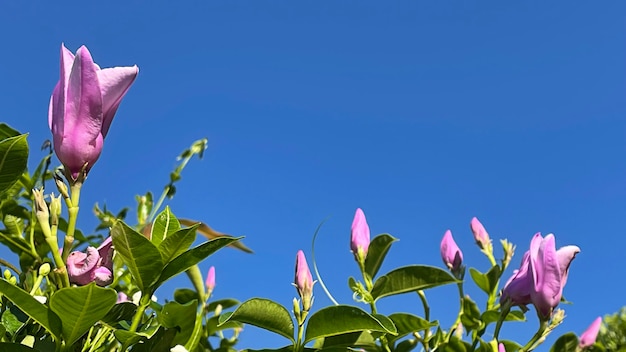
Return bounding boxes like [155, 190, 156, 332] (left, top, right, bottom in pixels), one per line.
[556, 245, 580, 287]
[97, 65, 138, 137]
[530, 234, 562, 318]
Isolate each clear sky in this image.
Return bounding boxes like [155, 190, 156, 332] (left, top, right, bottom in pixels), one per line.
[0, 1, 624, 349]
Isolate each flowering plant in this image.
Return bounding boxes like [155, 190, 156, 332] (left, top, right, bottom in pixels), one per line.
[0, 44, 613, 352]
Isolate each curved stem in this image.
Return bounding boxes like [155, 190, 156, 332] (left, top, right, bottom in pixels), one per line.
[446, 282, 465, 340]
[520, 320, 548, 352]
[417, 290, 431, 352]
[493, 305, 510, 341]
[129, 293, 151, 332]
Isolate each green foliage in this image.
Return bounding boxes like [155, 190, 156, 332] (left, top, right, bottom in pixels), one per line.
[371, 265, 458, 301]
[598, 307, 626, 351]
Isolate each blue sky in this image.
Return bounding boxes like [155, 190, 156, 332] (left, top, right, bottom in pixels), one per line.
[1, 1, 624, 349]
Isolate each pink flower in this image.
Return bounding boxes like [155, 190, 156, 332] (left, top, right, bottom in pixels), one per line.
[49, 44, 138, 180]
[294, 250, 314, 311]
[350, 208, 370, 263]
[470, 217, 491, 250]
[498, 343, 505, 352]
[205, 266, 216, 296]
[579, 317, 602, 348]
[67, 236, 114, 286]
[440, 230, 463, 272]
[501, 233, 579, 319]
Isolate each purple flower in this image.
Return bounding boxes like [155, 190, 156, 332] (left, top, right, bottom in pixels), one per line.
[295, 250, 314, 311]
[67, 236, 114, 286]
[440, 230, 463, 272]
[498, 343, 505, 352]
[470, 217, 491, 250]
[49, 44, 138, 180]
[501, 233, 579, 318]
[350, 208, 370, 263]
[579, 317, 602, 348]
[205, 266, 216, 295]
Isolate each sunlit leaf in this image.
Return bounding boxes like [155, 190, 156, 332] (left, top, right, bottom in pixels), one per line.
[371, 265, 458, 301]
[49, 283, 117, 346]
[364, 234, 397, 279]
[387, 313, 437, 343]
[219, 298, 294, 343]
[0, 134, 28, 196]
[304, 305, 397, 343]
[158, 224, 199, 264]
[112, 221, 163, 291]
[0, 279, 61, 341]
[151, 206, 180, 246]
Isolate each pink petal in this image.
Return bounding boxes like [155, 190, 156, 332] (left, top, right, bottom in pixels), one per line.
[350, 208, 371, 257]
[440, 230, 463, 270]
[579, 317, 602, 348]
[93, 267, 113, 286]
[97, 65, 138, 137]
[530, 234, 562, 317]
[556, 245, 580, 287]
[97, 236, 114, 271]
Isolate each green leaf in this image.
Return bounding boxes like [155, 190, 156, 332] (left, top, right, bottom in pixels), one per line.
[364, 234, 397, 279]
[460, 296, 482, 331]
[2, 307, 26, 336]
[157, 224, 199, 264]
[371, 265, 458, 301]
[0, 342, 40, 351]
[206, 298, 240, 312]
[0, 279, 61, 340]
[439, 336, 471, 352]
[151, 206, 180, 247]
[550, 332, 579, 352]
[155, 236, 242, 288]
[469, 268, 489, 294]
[49, 283, 117, 347]
[0, 134, 28, 195]
[304, 305, 397, 343]
[501, 340, 523, 352]
[101, 302, 137, 325]
[481, 309, 525, 325]
[173, 288, 199, 305]
[388, 313, 437, 343]
[218, 298, 294, 343]
[485, 265, 501, 292]
[320, 331, 376, 349]
[0, 124, 20, 140]
[158, 300, 197, 346]
[206, 315, 243, 336]
[112, 220, 164, 291]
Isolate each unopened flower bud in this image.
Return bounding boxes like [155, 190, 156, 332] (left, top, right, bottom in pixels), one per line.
[501, 239, 515, 269]
[32, 189, 49, 219]
[350, 208, 370, 264]
[49, 194, 62, 226]
[39, 263, 51, 277]
[4, 269, 11, 280]
[205, 266, 215, 297]
[440, 230, 463, 274]
[9, 276, 17, 285]
[579, 317, 602, 348]
[470, 217, 491, 250]
[54, 175, 70, 200]
[214, 304, 223, 316]
[294, 250, 314, 311]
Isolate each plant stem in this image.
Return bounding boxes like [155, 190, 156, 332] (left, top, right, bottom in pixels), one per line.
[520, 320, 548, 352]
[129, 293, 151, 332]
[61, 183, 81, 262]
[493, 305, 510, 341]
[446, 282, 465, 340]
[417, 290, 431, 352]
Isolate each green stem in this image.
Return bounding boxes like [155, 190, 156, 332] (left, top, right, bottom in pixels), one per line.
[129, 293, 151, 332]
[417, 290, 431, 352]
[39, 213, 69, 288]
[61, 183, 81, 262]
[186, 265, 206, 301]
[446, 282, 465, 340]
[493, 305, 510, 341]
[520, 320, 549, 352]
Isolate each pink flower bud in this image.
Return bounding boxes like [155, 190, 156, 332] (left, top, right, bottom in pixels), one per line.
[205, 266, 216, 295]
[350, 208, 370, 263]
[470, 217, 491, 249]
[294, 250, 314, 311]
[579, 317, 602, 348]
[498, 343, 505, 352]
[440, 230, 463, 272]
[49, 44, 138, 180]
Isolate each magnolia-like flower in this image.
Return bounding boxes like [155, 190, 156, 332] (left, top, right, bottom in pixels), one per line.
[440, 230, 463, 272]
[579, 317, 602, 348]
[67, 236, 114, 286]
[350, 208, 370, 263]
[470, 217, 491, 250]
[501, 233, 579, 318]
[294, 250, 314, 311]
[205, 266, 216, 296]
[498, 343, 505, 352]
[49, 44, 138, 180]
